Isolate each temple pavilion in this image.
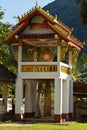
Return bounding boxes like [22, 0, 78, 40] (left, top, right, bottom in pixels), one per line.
[6, 3, 83, 123]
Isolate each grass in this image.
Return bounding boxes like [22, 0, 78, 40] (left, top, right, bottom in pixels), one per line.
[0, 120, 87, 130]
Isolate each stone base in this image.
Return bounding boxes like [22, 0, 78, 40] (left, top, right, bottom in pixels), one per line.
[15, 114, 21, 121]
[54, 114, 62, 123]
[54, 113, 73, 123]
[24, 112, 35, 118]
[62, 113, 69, 121]
[69, 113, 73, 120]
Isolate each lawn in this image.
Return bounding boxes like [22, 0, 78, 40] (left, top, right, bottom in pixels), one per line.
[0, 120, 87, 130]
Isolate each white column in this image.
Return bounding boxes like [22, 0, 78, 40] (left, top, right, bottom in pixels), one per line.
[35, 80, 40, 117]
[31, 80, 36, 114]
[25, 80, 33, 114]
[62, 79, 69, 120]
[15, 78, 23, 118]
[57, 45, 61, 77]
[54, 78, 62, 122]
[69, 80, 73, 114]
[33, 46, 37, 112]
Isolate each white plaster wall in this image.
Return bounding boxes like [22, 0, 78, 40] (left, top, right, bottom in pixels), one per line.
[20, 72, 58, 79]
[60, 72, 72, 80]
[69, 80, 73, 113]
[15, 78, 23, 114]
[54, 78, 62, 114]
[62, 79, 69, 114]
[21, 25, 54, 34]
[25, 80, 33, 113]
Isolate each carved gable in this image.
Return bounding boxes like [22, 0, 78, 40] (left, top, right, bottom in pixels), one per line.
[21, 15, 54, 35]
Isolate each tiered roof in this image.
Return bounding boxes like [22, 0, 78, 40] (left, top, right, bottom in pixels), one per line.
[6, 4, 84, 50]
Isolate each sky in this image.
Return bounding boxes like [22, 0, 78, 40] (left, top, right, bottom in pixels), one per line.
[0, 0, 54, 25]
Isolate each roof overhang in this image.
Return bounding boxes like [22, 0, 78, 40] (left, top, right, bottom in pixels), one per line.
[5, 5, 84, 50]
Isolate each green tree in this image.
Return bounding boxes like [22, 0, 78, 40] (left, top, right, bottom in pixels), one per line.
[0, 7, 17, 74]
[0, 7, 17, 98]
[77, 0, 87, 25]
[72, 53, 87, 82]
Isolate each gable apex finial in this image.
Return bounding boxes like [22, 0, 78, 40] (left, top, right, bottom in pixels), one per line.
[36, 0, 38, 6]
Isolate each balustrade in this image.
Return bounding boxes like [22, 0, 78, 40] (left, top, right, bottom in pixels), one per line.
[21, 64, 57, 72]
[21, 62, 71, 75]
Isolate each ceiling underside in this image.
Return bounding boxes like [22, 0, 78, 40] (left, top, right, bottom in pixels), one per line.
[22, 39, 58, 47]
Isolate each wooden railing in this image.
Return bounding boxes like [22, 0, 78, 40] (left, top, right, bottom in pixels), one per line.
[21, 64, 57, 72]
[21, 62, 71, 74]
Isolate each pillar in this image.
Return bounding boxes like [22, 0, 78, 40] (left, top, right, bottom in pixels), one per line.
[62, 79, 69, 121]
[69, 80, 73, 119]
[69, 47, 72, 69]
[18, 43, 22, 76]
[31, 80, 37, 116]
[1, 82, 8, 112]
[54, 78, 62, 123]
[57, 45, 61, 76]
[34, 46, 37, 61]
[15, 78, 23, 121]
[24, 80, 33, 118]
[35, 80, 40, 117]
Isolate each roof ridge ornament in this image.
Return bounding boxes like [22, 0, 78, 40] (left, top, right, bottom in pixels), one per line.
[36, 0, 38, 7]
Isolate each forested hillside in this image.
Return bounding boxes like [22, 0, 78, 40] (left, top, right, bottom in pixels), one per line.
[43, 0, 87, 53]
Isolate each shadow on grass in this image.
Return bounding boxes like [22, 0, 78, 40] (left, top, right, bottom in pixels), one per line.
[77, 119, 87, 123]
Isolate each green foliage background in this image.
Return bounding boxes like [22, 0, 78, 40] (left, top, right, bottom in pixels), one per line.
[0, 7, 17, 98]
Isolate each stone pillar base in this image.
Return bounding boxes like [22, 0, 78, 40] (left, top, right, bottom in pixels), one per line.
[24, 112, 35, 118]
[69, 113, 73, 120]
[62, 113, 69, 121]
[54, 114, 62, 123]
[54, 113, 73, 123]
[15, 114, 21, 121]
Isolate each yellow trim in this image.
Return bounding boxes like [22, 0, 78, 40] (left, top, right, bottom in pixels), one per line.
[19, 6, 71, 33]
[21, 65, 57, 72]
[21, 65, 71, 75]
[68, 35, 83, 49]
[19, 6, 54, 24]
[61, 66, 71, 75]
[11, 45, 18, 62]
[60, 47, 67, 61]
[55, 24, 69, 36]
[6, 23, 24, 42]
[72, 51, 78, 64]
[48, 22, 68, 39]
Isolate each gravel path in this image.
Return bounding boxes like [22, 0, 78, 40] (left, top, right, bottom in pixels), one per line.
[0, 123, 32, 127]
